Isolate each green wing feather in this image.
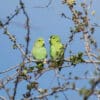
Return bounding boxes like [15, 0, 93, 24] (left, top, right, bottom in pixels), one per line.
[50, 42, 64, 60]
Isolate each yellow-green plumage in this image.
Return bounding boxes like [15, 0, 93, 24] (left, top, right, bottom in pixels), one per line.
[49, 35, 61, 45]
[49, 35, 64, 69]
[50, 43, 64, 60]
[32, 38, 47, 70]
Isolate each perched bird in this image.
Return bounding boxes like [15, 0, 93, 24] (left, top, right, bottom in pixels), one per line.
[32, 38, 47, 71]
[49, 35, 64, 69]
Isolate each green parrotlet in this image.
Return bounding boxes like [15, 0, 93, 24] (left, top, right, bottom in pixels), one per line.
[49, 35, 64, 69]
[32, 38, 47, 70]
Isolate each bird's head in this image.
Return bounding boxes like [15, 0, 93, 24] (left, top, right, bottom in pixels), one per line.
[34, 38, 45, 47]
[49, 35, 61, 44]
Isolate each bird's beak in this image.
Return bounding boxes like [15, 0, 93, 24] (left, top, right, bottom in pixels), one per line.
[49, 38, 51, 43]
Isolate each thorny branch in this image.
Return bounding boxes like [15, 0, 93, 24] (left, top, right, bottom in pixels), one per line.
[32, 83, 100, 100]
[20, 0, 30, 55]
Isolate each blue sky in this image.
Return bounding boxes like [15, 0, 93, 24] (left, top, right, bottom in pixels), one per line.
[0, 0, 100, 100]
